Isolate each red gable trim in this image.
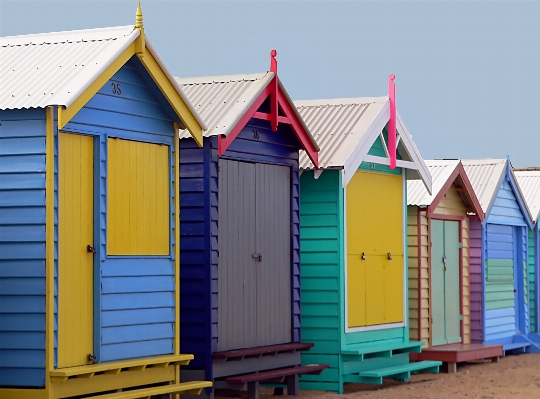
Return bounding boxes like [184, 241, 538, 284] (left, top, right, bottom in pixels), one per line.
[427, 163, 484, 222]
[217, 77, 319, 168]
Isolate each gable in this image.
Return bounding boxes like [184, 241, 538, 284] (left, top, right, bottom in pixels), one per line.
[67, 56, 175, 136]
[488, 178, 527, 226]
[433, 182, 468, 215]
[358, 129, 402, 175]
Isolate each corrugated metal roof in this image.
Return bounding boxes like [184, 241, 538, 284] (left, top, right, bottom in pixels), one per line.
[0, 25, 207, 130]
[407, 160, 460, 206]
[514, 169, 540, 223]
[0, 26, 137, 109]
[461, 159, 507, 214]
[295, 97, 387, 170]
[176, 73, 273, 139]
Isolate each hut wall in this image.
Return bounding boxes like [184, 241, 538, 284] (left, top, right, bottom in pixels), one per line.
[63, 56, 177, 362]
[469, 217, 483, 343]
[407, 207, 430, 347]
[299, 170, 343, 392]
[484, 179, 527, 343]
[528, 227, 536, 332]
[0, 108, 47, 387]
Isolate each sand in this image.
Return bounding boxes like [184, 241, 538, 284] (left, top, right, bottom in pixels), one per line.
[219, 354, 540, 399]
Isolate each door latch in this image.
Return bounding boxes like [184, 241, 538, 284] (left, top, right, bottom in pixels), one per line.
[87, 354, 96, 364]
[361, 252, 366, 260]
[252, 253, 263, 262]
[443, 256, 447, 264]
[387, 253, 392, 260]
[87, 245, 96, 254]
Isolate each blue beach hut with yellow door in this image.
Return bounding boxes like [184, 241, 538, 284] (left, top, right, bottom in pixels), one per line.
[0, 4, 212, 399]
[295, 93, 442, 393]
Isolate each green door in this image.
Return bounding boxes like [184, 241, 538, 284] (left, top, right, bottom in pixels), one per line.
[431, 220, 461, 346]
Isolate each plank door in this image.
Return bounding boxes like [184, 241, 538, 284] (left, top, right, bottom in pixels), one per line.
[58, 132, 94, 367]
[255, 163, 291, 347]
[431, 220, 461, 346]
[218, 160, 291, 351]
[346, 171, 403, 328]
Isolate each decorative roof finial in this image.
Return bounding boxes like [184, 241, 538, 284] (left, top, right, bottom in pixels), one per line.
[270, 50, 277, 74]
[135, 0, 143, 29]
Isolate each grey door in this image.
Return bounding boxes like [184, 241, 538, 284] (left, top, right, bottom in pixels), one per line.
[218, 160, 291, 351]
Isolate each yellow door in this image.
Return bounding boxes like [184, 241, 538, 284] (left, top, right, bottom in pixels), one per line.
[58, 132, 94, 368]
[346, 171, 403, 328]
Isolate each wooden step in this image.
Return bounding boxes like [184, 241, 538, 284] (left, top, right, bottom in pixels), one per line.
[85, 381, 212, 398]
[503, 342, 530, 352]
[342, 341, 424, 357]
[49, 354, 194, 383]
[213, 342, 314, 360]
[225, 364, 328, 384]
[359, 361, 441, 378]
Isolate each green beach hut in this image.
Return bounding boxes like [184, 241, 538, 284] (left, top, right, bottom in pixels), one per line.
[295, 96, 440, 393]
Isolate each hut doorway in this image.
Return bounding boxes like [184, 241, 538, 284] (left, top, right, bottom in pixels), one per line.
[217, 159, 292, 352]
[58, 132, 95, 367]
[431, 220, 461, 346]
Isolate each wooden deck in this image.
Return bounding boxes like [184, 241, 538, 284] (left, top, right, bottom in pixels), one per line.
[410, 344, 503, 373]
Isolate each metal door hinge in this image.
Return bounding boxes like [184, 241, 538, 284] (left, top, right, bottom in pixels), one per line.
[252, 253, 263, 262]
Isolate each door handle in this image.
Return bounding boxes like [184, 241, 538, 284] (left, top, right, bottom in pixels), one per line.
[87, 245, 96, 254]
[252, 253, 263, 262]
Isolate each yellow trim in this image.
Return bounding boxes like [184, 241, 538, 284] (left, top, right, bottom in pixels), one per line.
[135, 29, 145, 58]
[139, 49, 204, 147]
[84, 381, 212, 399]
[57, 42, 136, 130]
[45, 106, 55, 399]
[0, 389, 47, 399]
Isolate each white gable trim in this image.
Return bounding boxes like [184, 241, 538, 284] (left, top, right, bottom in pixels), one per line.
[341, 101, 432, 193]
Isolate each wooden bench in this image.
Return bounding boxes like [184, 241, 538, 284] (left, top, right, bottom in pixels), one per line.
[85, 381, 212, 398]
[224, 364, 328, 399]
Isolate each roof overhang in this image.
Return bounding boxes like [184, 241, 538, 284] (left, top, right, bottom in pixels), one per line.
[342, 99, 432, 193]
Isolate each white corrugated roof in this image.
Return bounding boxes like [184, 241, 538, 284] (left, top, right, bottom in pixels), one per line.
[514, 169, 540, 223]
[294, 96, 432, 191]
[295, 97, 387, 170]
[0, 25, 206, 130]
[176, 73, 273, 139]
[461, 159, 507, 214]
[0, 26, 136, 109]
[407, 160, 460, 206]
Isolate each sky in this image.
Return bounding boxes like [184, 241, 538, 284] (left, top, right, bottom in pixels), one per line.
[1, 0, 539, 167]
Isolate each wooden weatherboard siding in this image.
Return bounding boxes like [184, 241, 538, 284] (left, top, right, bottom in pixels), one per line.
[63, 56, 178, 363]
[408, 183, 472, 348]
[529, 228, 536, 332]
[469, 217, 483, 343]
[179, 117, 302, 383]
[0, 108, 47, 387]
[407, 207, 429, 347]
[483, 177, 528, 343]
[300, 170, 343, 392]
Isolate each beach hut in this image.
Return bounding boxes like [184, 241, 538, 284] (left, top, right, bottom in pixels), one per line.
[406, 160, 503, 372]
[462, 159, 536, 352]
[175, 53, 326, 399]
[0, 6, 212, 399]
[513, 168, 540, 340]
[296, 95, 441, 394]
